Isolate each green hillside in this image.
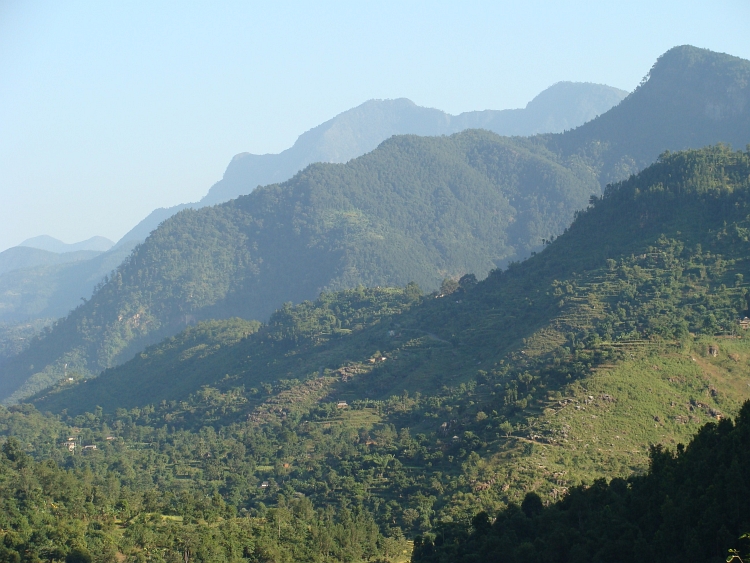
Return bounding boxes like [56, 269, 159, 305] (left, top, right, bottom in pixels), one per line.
[23, 146, 750, 538]
[0, 131, 598, 402]
[34, 287, 422, 414]
[0, 145, 747, 561]
[3, 46, 750, 405]
[412, 403, 750, 563]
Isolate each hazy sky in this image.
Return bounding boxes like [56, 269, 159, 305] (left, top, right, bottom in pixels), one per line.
[1, 1, 749, 252]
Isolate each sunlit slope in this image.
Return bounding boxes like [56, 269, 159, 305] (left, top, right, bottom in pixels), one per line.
[34, 287, 423, 413]
[1, 131, 597, 402]
[33, 147, 750, 525]
[411, 402, 750, 563]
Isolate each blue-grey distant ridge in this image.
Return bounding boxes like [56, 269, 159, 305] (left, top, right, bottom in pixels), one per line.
[118, 81, 627, 244]
[19, 235, 114, 254]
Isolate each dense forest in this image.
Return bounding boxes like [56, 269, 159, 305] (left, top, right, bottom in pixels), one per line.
[0, 146, 745, 561]
[1, 399, 748, 562]
[2, 46, 749, 404]
[0, 428, 409, 563]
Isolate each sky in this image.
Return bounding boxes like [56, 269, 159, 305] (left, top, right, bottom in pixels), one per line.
[1, 1, 749, 253]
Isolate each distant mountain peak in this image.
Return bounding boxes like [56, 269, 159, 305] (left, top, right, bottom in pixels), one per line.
[18, 235, 114, 254]
[196, 82, 627, 208]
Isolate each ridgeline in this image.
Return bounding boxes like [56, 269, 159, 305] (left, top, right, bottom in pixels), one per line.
[2, 46, 749, 403]
[0, 145, 745, 561]
[0, 131, 597, 402]
[17, 146, 750, 558]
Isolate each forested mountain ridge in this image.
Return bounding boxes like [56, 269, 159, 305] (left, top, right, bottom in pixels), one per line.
[206, 44, 750, 210]
[0, 131, 598, 402]
[30, 147, 750, 521]
[0, 81, 624, 353]
[543, 45, 750, 185]
[3, 146, 749, 561]
[59, 145, 750, 414]
[118, 82, 626, 245]
[3, 46, 750, 404]
[199, 82, 626, 207]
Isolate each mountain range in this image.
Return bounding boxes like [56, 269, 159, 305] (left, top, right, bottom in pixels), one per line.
[0, 247, 102, 278]
[197, 81, 627, 208]
[1, 45, 750, 562]
[0, 242, 138, 324]
[1, 45, 749, 404]
[0, 130, 599, 401]
[118, 81, 627, 245]
[25, 144, 750, 560]
[18, 235, 114, 253]
[0, 81, 626, 330]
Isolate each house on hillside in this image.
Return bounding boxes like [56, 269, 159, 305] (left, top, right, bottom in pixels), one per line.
[337, 401, 348, 408]
[62, 441, 76, 451]
[740, 317, 750, 330]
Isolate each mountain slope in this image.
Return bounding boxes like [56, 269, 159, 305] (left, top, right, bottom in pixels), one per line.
[412, 403, 750, 563]
[199, 82, 626, 207]
[545, 45, 750, 185]
[117, 81, 625, 245]
[5, 47, 750, 403]
[40, 145, 750, 413]
[1, 131, 598, 401]
[31, 146, 750, 537]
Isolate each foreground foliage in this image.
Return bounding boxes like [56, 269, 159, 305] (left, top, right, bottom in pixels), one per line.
[0, 435, 407, 563]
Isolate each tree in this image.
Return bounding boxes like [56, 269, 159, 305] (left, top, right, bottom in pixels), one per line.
[440, 278, 459, 295]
